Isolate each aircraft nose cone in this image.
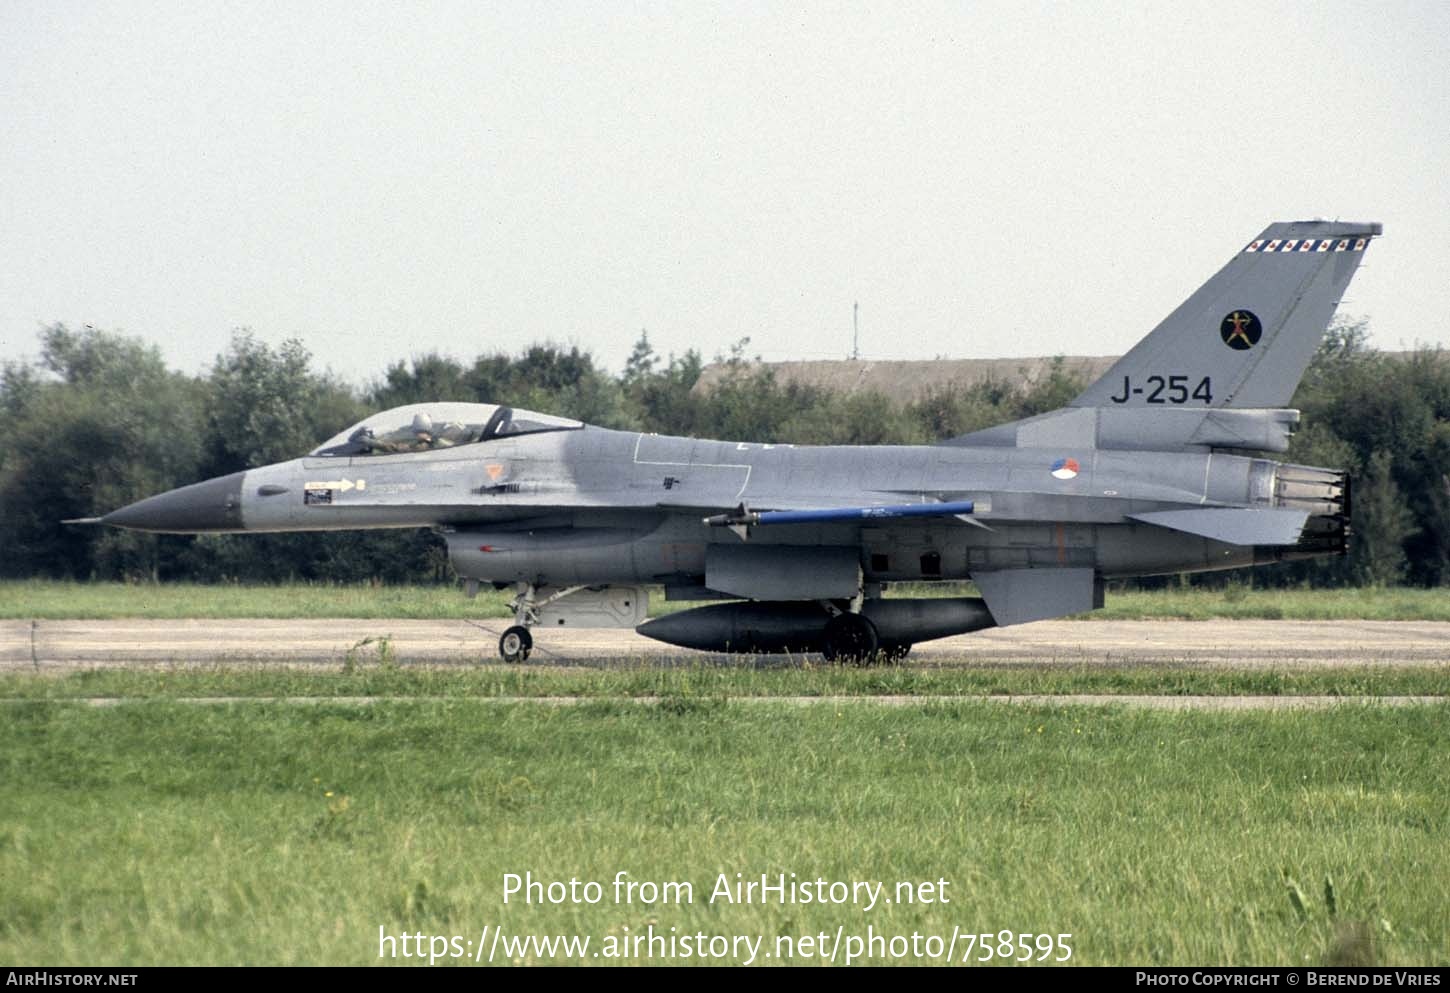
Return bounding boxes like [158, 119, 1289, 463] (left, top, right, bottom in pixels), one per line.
[102, 471, 247, 533]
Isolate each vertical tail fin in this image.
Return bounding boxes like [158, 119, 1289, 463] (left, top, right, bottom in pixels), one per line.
[942, 220, 1381, 451]
[1072, 220, 1380, 410]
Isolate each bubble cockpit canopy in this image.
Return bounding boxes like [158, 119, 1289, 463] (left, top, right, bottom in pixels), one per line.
[310, 402, 583, 457]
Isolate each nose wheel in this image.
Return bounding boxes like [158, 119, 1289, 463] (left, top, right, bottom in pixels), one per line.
[491, 582, 589, 663]
[498, 625, 533, 663]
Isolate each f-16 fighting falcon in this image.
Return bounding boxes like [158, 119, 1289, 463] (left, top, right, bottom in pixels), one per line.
[84, 221, 1378, 662]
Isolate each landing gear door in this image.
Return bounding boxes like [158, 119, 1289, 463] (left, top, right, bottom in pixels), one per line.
[535, 586, 648, 629]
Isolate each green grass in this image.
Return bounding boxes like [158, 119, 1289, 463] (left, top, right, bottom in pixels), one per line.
[2, 662, 1448, 701]
[1, 699, 1445, 966]
[5, 580, 1450, 621]
[0, 580, 517, 620]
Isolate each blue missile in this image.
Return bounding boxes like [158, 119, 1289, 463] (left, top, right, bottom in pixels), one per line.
[704, 500, 975, 529]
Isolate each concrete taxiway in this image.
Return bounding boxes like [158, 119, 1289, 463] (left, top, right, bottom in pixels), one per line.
[4, 618, 1450, 671]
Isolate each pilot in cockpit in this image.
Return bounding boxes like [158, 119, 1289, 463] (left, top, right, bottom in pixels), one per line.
[433, 419, 471, 447]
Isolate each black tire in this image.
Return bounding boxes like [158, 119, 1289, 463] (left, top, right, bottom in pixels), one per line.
[821, 613, 880, 665]
[498, 625, 533, 663]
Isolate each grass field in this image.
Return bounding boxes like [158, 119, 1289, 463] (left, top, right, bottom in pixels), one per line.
[1, 697, 1445, 966]
[4, 580, 1450, 621]
[5, 579, 1447, 967]
[3, 662, 1449, 701]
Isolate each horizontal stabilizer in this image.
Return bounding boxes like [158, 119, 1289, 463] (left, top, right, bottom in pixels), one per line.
[973, 567, 1103, 626]
[1129, 508, 1309, 546]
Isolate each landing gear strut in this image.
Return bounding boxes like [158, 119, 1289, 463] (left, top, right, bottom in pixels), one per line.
[495, 582, 589, 662]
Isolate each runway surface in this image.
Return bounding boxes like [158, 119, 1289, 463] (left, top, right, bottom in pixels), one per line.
[4, 618, 1450, 671]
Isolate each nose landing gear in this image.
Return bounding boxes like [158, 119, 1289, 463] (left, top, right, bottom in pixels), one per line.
[493, 582, 589, 663]
[498, 625, 533, 663]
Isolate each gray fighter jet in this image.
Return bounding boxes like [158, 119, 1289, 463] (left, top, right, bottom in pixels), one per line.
[88, 220, 1377, 662]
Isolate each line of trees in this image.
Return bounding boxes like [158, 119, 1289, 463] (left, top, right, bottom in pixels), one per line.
[2, 322, 1445, 587]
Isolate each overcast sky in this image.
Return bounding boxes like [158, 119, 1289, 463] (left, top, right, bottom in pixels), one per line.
[3, 2, 1447, 387]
